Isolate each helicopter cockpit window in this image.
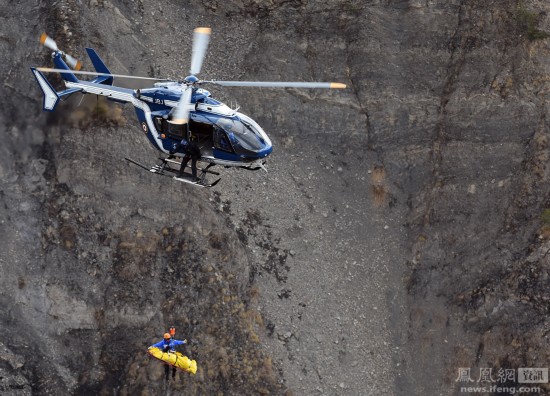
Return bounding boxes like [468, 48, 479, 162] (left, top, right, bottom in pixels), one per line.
[215, 118, 264, 155]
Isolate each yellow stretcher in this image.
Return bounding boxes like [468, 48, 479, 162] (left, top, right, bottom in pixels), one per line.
[147, 347, 197, 375]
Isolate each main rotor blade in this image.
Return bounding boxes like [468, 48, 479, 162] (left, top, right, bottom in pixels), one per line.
[190, 27, 211, 75]
[204, 80, 347, 89]
[171, 87, 193, 125]
[37, 68, 170, 81]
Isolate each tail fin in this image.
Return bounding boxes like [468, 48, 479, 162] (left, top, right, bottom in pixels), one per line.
[86, 48, 113, 85]
[30, 68, 82, 111]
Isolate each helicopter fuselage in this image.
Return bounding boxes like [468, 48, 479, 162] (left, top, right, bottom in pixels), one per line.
[133, 84, 272, 170]
[61, 78, 272, 170]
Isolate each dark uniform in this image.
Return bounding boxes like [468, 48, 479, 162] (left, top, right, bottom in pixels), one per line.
[171, 138, 201, 179]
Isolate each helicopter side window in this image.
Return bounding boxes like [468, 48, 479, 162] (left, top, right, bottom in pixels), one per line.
[153, 116, 163, 132]
[213, 128, 233, 153]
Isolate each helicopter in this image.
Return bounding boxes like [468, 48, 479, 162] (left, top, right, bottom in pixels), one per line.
[31, 28, 346, 187]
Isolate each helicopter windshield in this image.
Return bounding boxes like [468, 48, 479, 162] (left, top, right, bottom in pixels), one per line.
[196, 96, 236, 116]
[204, 97, 221, 105]
[215, 118, 265, 154]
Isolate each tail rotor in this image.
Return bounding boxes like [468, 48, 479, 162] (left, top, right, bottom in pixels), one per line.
[40, 33, 82, 70]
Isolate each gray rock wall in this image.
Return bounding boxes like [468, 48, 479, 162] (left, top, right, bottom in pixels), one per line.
[1, 0, 549, 395]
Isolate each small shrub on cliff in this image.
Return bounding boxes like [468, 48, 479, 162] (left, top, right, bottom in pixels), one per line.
[516, 2, 550, 41]
[539, 208, 550, 239]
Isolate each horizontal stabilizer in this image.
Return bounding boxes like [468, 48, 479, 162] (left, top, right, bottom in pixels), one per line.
[30, 68, 82, 111]
[30, 67, 59, 111]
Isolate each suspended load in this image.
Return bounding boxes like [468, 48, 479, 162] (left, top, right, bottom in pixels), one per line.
[148, 347, 198, 375]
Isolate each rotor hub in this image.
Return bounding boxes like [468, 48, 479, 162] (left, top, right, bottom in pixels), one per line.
[184, 75, 199, 85]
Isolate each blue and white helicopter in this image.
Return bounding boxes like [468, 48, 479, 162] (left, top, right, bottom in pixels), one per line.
[31, 28, 346, 187]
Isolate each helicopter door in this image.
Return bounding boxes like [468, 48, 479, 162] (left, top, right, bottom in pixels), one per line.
[213, 127, 234, 153]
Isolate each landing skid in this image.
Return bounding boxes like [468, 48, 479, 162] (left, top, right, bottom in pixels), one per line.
[125, 157, 221, 188]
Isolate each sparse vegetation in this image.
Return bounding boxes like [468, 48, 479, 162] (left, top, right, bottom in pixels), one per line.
[541, 208, 550, 224]
[343, 0, 362, 16]
[108, 226, 284, 395]
[539, 208, 550, 238]
[516, 2, 550, 41]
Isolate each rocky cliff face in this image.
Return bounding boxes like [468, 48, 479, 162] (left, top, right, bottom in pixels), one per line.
[1, 0, 550, 395]
[400, 1, 550, 394]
